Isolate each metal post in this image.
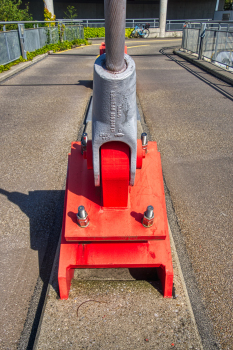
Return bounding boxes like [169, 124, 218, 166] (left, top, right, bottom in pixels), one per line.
[104, 0, 126, 72]
[4, 31, 11, 62]
[3, 25, 6, 31]
[18, 24, 27, 60]
[198, 22, 206, 60]
[213, 23, 220, 62]
[49, 23, 52, 43]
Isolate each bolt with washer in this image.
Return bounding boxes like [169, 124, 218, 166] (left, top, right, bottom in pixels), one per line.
[77, 205, 90, 228]
[142, 205, 154, 228]
[81, 133, 88, 155]
[141, 132, 148, 153]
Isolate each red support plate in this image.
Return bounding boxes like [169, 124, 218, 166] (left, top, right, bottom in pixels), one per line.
[63, 142, 168, 241]
[58, 141, 174, 299]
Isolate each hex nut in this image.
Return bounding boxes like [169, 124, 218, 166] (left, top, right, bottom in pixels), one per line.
[77, 213, 90, 228]
[142, 212, 154, 228]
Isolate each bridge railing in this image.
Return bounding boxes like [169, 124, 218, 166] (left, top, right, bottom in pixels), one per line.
[0, 21, 84, 66]
[182, 20, 233, 71]
[58, 18, 211, 30]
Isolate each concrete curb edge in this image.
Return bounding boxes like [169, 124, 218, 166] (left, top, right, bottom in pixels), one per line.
[174, 50, 233, 86]
[0, 53, 48, 83]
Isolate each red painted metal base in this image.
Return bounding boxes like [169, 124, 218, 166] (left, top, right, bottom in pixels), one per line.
[100, 42, 127, 55]
[58, 141, 173, 299]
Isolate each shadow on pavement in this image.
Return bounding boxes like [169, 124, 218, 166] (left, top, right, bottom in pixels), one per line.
[160, 46, 233, 101]
[0, 188, 65, 350]
[0, 80, 93, 89]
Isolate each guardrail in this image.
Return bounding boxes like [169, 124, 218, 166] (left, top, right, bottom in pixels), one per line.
[57, 18, 211, 30]
[182, 21, 233, 71]
[0, 21, 84, 66]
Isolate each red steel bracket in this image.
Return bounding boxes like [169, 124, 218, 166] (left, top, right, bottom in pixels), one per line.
[58, 141, 174, 299]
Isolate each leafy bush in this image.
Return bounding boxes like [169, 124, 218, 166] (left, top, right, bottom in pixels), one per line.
[44, 6, 56, 27]
[84, 27, 105, 39]
[125, 28, 134, 38]
[0, 0, 33, 30]
[64, 5, 78, 19]
[84, 27, 133, 39]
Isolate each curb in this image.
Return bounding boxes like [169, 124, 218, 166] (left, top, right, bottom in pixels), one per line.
[174, 49, 233, 86]
[0, 53, 48, 83]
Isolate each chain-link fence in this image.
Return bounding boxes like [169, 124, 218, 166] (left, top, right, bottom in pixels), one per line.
[63, 25, 84, 41]
[0, 30, 21, 65]
[182, 21, 233, 71]
[0, 22, 84, 67]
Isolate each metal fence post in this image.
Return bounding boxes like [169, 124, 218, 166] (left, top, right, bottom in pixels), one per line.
[198, 22, 206, 60]
[213, 23, 220, 62]
[49, 23, 52, 43]
[4, 29, 11, 62]
[64, 23, 66, 41]
[18, 24, 27, 60]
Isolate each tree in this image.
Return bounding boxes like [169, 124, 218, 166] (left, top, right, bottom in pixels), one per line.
[224, 0, 233, 10]
[0, 0, 32, 30]
[64, 5, 78, 19]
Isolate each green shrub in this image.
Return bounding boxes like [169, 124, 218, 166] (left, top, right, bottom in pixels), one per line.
[0, 0, 33, 30]
[84, 27, 105, 39]
[125, 28, 134, 38]
[84, 27, 134, 39]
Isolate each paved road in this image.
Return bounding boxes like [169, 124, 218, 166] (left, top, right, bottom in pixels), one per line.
[0, 39, 232, 349]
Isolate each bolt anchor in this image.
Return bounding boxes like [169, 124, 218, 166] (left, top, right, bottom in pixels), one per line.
[142, 205, 154, 228]
[77, 205, 90, 228]
[141, 132, 148, 153]
[81, 133, 88, 155]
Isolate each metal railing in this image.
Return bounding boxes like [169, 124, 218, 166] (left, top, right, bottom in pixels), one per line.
[58, 18, 211, 30]
[0, 20, 84, 66]
[182, 20, 233, 71]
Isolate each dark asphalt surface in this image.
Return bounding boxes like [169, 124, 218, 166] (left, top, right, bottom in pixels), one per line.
[133, 42, 233, 349]
[0, 39, 232, 349]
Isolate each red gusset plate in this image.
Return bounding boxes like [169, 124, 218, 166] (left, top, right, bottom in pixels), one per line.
[64, 141, 168, 241]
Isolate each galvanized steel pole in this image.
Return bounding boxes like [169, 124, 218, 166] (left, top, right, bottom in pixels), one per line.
[104, 0, 126, 72]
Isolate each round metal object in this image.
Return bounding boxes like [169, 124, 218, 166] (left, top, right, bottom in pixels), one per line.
[78, 205, 86, 219]
[142, 205, 154, 228]
[104, 0, 126, 72]
[146, 205, 154, 218]
[141, 133, 147, 146]
[77, 206, 90, 228]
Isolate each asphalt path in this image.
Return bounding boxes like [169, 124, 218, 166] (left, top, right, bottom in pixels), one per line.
[131, 40, 233, 349]
[0, 45, 95, 349]
[0, 38, 232, 349]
